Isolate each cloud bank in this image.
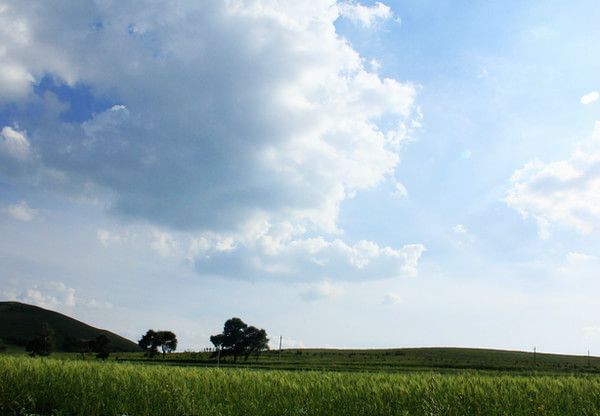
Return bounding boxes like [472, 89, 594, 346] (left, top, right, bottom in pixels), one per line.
[0, 0, 423, 282]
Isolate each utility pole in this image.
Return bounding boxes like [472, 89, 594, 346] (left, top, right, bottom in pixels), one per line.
[588, 349, 591, 368]
[533, 346, 536, 367]
[217, 346, 221, 368]
[279, 336, 282, 359]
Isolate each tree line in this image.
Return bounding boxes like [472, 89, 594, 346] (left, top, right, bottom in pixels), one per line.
[138, 317, 270, 362]
[13, 317, 269, 363]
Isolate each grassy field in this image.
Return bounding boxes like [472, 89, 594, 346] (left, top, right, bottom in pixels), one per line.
[3, 355, 600, 416]
[107, 346, 600, 374]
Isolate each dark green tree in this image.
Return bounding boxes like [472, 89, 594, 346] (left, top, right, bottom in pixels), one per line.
[138, 330, 177, 358]
[139, 329, 159, 357]
[243, 326, 269, 361]
[26, 323, 54, 357]
[0, 338, 6, 353]
[64, 336, 93, 358]
[91, 334, 111, 360]
[210, 318, 269, 363]
[156, 331, 177, 357]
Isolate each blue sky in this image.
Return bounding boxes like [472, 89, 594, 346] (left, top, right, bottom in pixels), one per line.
[1, 0, 600, 354]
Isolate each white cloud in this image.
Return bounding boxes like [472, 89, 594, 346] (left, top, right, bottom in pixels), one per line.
[191, 220, 426, 281]
[0, 3, 77, 101]
[0, 0, 423, 283]
[452, 224, 467, 234]
[0, 0, 417, 237]
[151, 230, 178, 257]
[0, 5, 36, 101]
[382, 291, 402, 304]
[338, 1, 394, 28]
[3, 201, 37, 222]
[0, 126, 30, 160]
[393, 181, 408, 197]
[581, 91, 599, 105]
[506, 122, 600, 236]
[300, 281, 342, 301]
[17, 281, 76, 309]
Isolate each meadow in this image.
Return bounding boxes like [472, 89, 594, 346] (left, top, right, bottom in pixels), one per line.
[113, 346, 600, 374]
[4, 355, 600, 416]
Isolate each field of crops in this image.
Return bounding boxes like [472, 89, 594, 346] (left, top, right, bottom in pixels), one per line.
[111, 346, 600, 374]
[3, 356, 600, 416]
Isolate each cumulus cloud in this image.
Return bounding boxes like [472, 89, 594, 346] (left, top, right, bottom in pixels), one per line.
[0, 0, 424, 282]
[17, 281, 76, 309]
[3, 201, 37, 222]
[6, 281, 113, 311]
[0, 0, 418, 236]
[191, 220, 425, 281]
[338, 1, 394, 28]
[581, 91, 599, 105]
[506, 122, 600, 236]
[0, 126, 30, 160]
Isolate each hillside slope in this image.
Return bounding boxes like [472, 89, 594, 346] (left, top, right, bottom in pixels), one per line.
[0, 301, 140, 352]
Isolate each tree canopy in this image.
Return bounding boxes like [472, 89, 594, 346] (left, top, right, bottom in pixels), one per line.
[91, 334, 111, 360]
[138, 330, 177, 357]
[210, 318, 269, 362]
[26, 323, 54, 357]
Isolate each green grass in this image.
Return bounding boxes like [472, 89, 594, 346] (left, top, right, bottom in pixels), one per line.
[109, 346, 600, 374]
[3, 356, 600, 416]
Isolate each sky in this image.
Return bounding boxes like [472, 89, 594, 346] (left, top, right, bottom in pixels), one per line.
[1, 0, 600, 355]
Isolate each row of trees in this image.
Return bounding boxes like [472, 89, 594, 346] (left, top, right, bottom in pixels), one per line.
[137, 318, 269, 363]
[18, 318, 268, 363]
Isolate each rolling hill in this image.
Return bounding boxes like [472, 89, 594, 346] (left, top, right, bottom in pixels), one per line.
[0, 301, 140, 352]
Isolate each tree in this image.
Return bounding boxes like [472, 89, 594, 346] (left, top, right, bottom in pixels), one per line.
[91, 334, 111, 360]
[139, 329, 159, 357]
[138, 330, 177, 358]
[210, 318, 269, 363]
[156, 331, 177, 357]
[0, 338, 6, 353]
[26, 323, 54, 357]
[243, 326, 269, 361]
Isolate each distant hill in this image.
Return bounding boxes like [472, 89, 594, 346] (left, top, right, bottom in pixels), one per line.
[0, 301, 140, 352]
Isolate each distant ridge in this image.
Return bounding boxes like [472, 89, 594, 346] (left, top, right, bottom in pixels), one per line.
[0, 301, 140, 352]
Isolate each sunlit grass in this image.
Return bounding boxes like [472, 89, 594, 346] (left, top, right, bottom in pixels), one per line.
[2, 356, 600, 415]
